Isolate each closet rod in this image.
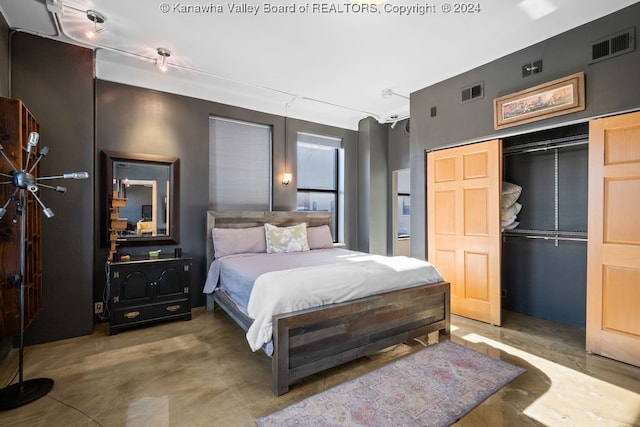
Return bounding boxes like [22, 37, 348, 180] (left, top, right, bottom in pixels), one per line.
[502, 233, 588, 242]
[503, 134, 588, 156]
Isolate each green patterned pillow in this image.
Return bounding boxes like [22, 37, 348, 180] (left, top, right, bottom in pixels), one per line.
[265, 223, 310, 254]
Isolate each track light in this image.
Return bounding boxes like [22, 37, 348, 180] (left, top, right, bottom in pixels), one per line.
[85, 10, 106, 39]
[156, 48, 171, 72]
[381, 88, 409, 100]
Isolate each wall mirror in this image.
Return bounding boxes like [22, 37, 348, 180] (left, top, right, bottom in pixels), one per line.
[102, 151, 179, 246]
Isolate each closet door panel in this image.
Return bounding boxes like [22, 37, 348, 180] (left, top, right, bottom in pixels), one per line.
[427, 139, 501, 326]
[604, 178, 640, 243]
[587, 111, 640, 367]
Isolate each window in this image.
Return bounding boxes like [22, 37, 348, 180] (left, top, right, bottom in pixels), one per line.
[209, 117, 272, 210]
[296, 132, 343, 241]
[397, 169, 410, 237]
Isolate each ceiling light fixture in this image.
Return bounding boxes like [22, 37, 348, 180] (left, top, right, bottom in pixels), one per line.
[156, 48, 171, 72]
[85, 10, 106, 39]
[381, 88, 409, 100]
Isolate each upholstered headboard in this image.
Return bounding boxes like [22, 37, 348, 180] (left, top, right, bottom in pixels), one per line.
[206, 210, 332, 267]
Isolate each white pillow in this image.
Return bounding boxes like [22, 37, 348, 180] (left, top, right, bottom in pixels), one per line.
[502, 181, 522, 195]
[501, 181, 522, 209]
[501, 215, 518, 228]
[307, 225, 334, 249]
[265, 223, 310, 254]
[501, 202, 522, 221]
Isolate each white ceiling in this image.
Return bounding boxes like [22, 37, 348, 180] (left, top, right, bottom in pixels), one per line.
[1, 0, 637, 129]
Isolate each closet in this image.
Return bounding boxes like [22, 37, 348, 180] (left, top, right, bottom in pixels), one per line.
[501, 123, 588, 328]
[427, 111, 640, 367]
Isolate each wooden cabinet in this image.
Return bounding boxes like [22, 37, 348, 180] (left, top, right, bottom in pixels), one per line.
[107, 256, 192, 335]
[0, 97, 42, 337]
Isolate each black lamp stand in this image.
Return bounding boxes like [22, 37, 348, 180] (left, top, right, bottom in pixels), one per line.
[0, 132, 87, 410]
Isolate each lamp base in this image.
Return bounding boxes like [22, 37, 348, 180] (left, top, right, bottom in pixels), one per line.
[0, 378, 54, 411]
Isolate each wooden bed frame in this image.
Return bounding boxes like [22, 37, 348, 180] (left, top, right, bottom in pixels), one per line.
[206, 210, 450, 395]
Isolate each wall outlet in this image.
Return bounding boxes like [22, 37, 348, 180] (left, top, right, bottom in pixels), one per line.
[94, 302, 104, 314]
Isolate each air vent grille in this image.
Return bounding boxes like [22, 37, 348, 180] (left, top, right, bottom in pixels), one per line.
[590, 28, 635, 63]
[461, 82, 483, 103]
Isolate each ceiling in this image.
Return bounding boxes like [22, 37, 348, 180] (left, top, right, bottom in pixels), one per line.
[1, 0, 637, 130]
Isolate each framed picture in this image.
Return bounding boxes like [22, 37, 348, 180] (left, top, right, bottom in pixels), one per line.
[494, 72, 585, 130]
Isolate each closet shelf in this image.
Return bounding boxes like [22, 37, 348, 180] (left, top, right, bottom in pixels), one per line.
[503, 228, 587, 242]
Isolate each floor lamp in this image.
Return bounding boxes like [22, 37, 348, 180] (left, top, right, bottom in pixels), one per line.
[0, 131, 88, 410]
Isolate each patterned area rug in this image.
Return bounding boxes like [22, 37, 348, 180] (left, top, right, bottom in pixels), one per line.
[256, 340, 525, 427]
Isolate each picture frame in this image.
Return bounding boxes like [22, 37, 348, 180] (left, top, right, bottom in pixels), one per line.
[494, 72, 585, 130]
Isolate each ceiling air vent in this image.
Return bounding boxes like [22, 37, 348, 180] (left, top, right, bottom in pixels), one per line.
[461, 82, 483, 103]
[590, 27, 635, 63]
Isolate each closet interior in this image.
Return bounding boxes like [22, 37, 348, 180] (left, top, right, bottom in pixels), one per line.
[501, 123, 589, 328]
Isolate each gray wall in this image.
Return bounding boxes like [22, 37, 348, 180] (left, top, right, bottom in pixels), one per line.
[2, 27, 359, 345]
[410, 3, 640, 259]
[0, 13, 8, 98]
[11, 33, 94, 344]
[357, 117, 388, 255]
[95, 80, 359, 311]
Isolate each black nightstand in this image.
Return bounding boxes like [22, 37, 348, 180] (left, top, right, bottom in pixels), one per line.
[106, 256, 192, 335]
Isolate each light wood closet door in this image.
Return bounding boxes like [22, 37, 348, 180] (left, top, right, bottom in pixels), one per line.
[587, 112, 640, 367]
[427, 140, 502, 325]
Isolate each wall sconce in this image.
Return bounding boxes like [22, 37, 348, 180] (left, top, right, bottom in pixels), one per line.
[282, 172, 292, 185]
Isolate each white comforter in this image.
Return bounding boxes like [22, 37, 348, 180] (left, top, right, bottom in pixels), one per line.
[245, 254, 443, 353]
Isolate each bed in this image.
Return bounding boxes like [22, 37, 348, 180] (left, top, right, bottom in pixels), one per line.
[205, 210, 450, 395]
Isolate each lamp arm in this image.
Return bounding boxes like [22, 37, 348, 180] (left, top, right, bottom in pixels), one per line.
[37, 182, 66, 193]
[27, 187, 54, 218]
[36, 171, 89, 180]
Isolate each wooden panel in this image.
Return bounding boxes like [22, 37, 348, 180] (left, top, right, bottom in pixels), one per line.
[604, 126, 640, 165]
[604, 178, 640, 244]
[434, 190, 456, 235]
[465, 251, 489, 301]
[272, 281, 450, 395]
[464, 187, 488, 236]
[434, 249, 457, 295]
[206, 210, 332, 267]
[587, 111, 640, 367]
[434, 157, 455, 182]
[603, 266, 640, 337]
[463, 151, 489, 179]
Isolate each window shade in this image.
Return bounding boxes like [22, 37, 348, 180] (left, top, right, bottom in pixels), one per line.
[209, 117, 272, 210]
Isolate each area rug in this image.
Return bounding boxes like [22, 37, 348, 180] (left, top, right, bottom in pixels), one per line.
[256, 340, 525, 427]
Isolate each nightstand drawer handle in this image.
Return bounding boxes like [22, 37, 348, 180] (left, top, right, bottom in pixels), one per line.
[124, 311, 140, 319]
[166, 305, 181, 312]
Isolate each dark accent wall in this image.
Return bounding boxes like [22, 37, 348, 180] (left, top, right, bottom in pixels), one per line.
[11, 33, 94, 344]
[95, 80, 359, 311]
[357, 117, 388, 254]
[2, 27, 359, 346]
[0, 12, 8, 98]
[410, 3, 640, 259]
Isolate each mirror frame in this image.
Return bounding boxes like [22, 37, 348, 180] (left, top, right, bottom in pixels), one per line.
[101, 150, 180, 246]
